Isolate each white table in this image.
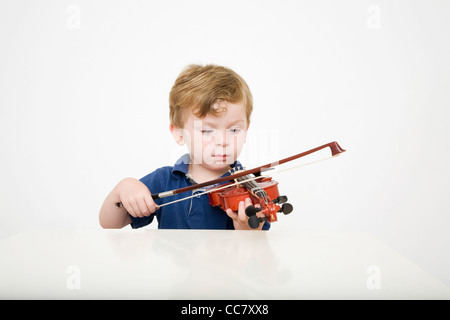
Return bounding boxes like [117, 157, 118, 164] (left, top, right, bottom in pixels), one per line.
[0, 228, 449, 299]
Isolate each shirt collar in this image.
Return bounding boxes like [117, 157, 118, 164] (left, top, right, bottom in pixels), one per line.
[171, 153, 244, 179]
[172, 153, 191, 175]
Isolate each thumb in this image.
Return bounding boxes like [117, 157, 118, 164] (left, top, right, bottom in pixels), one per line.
[226, 208, 238, 220]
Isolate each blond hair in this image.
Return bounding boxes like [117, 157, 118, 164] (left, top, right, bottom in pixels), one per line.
[169, 64, 253, 128]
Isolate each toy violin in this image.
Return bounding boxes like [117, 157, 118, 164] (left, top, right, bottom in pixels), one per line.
[207, 174, 292, 228]
[116, 141, 346, 228]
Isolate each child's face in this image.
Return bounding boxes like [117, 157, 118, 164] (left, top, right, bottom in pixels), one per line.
[174, 101, 248, 172]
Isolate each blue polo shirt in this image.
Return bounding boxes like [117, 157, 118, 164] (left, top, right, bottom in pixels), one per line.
[130, 154, 270, 230]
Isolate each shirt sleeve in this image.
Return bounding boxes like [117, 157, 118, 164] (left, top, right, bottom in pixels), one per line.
[262, 221, 271, 230]
[129, 167, 168, 229]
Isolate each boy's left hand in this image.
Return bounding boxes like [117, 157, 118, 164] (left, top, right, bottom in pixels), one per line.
[226, 197, 264, 230]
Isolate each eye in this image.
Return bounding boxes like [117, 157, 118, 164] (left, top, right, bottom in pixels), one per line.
[228, 128, 241, 134]
[201, 129, 214, 135]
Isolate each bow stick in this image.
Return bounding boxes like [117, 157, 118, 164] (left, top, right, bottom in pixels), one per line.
[115, 141, 345, 208]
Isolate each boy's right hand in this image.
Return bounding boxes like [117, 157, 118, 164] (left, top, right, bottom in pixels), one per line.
[117, 178, 158, 218]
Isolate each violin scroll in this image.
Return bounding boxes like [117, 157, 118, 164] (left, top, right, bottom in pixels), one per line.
[244, 195, 293, 229]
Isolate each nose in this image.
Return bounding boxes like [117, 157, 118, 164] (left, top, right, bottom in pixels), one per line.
[214, 130, 228, 146]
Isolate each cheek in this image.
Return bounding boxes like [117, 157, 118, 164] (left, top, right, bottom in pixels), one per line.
[200, 136, 214, 150]
[235, 132, 246, 145]
[228, 133, 246, 151]
[189, 136, 215, 160]
[184, 130, 209, 150]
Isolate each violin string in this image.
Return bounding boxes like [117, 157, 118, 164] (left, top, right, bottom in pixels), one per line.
[236, 175, 267, 203]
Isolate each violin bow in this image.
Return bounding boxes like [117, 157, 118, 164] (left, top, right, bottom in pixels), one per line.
[115, 141, 345, 208]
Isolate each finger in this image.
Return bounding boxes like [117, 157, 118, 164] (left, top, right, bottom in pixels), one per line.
[129, 200, 144, 218]
[239, 198, 253, 220]
[252, 200, 264, 218]
[143, 194, 158, 214]
[238, 200, 248, 222]
[138, 194, 155, 216]
[226, 208, 238, 220]
[122, 200, 137, 218]
[137, 197, 150, 216]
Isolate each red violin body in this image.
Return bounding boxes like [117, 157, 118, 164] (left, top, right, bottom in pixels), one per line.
[207, 176, 292, 228]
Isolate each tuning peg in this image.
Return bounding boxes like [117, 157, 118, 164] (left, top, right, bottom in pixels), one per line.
[278, 203, 293, 215]
[248, 215, 266, 229]
[273, 195, 288, 204]
[245, 205, 262, 217]
[248, 215, 261, 228]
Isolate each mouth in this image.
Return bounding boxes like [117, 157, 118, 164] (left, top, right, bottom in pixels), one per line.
[212, 154, 231, 160]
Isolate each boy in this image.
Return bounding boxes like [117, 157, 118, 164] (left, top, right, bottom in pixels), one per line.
[99, 64, 269, 230]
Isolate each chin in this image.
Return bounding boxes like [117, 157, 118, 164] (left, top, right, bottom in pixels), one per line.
[204, 160, 233, 171]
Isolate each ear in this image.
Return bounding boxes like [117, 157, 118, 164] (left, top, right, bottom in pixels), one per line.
[169, 123, 185, 146]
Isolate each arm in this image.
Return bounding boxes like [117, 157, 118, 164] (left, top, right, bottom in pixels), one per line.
[99, 178, 157, 229]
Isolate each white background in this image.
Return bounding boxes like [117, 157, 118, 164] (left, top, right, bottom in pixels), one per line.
[1, 1, 449, 286]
